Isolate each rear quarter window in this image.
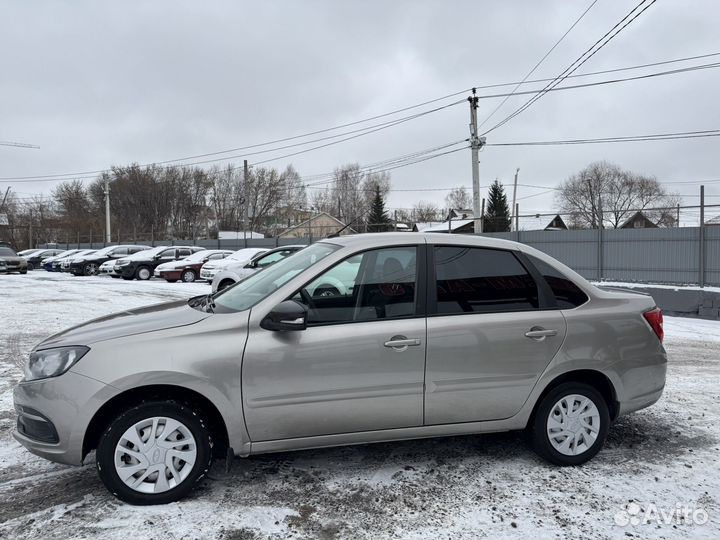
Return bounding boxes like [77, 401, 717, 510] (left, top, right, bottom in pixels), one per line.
[527, 255, 589, 309]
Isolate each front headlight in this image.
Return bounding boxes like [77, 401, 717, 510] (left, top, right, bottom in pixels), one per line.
[23, 346, 90, 382]
[116, 260, 130, 266]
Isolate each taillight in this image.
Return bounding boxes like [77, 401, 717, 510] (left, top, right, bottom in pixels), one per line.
[643, 307, 664, 342]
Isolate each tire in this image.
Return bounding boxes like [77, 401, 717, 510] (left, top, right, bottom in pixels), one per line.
[529, 382, 609, 466]
[96, 400, 213, 505]
[180, 269, 196, 283]
[27, 263, 34, 271]
[136, 266, 152, 281]
[313, 284, 340, 298]
[84, 263, 99, 276]
[217, 279, 234, 292]
[20, 269, 27, 275]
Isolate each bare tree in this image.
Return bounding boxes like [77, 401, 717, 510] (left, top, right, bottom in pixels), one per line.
[444, 186, 471, 210]
[557, 161, 681, 228]
[411, 201, 441, 222]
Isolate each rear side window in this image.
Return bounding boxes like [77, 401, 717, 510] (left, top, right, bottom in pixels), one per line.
[434, 246, 538, 314]
[527, 255, 588, 309]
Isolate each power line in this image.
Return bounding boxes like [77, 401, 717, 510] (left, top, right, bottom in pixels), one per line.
[0, 141, 40, 149]
[477, 0, 598, 130]
[487, 129, 720, 147]
[3, 50, 718, 184]
[483, 0, 660, 136]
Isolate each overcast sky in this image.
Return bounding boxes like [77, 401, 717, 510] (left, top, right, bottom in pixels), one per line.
[2, 0, 719, 222]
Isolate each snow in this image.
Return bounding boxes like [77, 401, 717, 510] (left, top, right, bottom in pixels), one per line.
[595, 280, 720, 294]
[1, 273, 719, 539]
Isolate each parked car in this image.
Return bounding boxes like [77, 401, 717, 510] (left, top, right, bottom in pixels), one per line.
[17, 249, 41, 257]
[59, 250, 97, 272]
[41, 249, 84, 271]
[12, 233, 667, 505]
[198, 248, 268, 283]
[0, 245, 28, 274]
[68, 245, 150, 276]
[154, 249, 235, 282]
[114, 245, 205, 280]
[210, 245, 305, 293]
[99, 258, 123, 278]
[22, 249, 65, 270]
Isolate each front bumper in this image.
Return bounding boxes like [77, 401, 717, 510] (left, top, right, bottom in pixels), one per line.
[200, 268, 216, 280]
[12, 370, 111, 466]
[114, 264, 137, 278]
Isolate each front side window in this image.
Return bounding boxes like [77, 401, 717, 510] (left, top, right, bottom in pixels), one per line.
[213, 243, 339, 312]
[293, 246, 418, 325]
[256, 250, 293, 268]
[434, 246, 538, 315]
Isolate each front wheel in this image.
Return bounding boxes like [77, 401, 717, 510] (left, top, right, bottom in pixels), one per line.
[27, 262, 35, 271]
[135, 266, 152, 280]
[84, 263, 99, 276]
[529, 382, 609, 466]
[96, 401, 213, 505]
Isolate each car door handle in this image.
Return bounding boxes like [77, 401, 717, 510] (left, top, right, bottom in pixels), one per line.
[384, 338, 421, 348]
[524, 328, 558, 340]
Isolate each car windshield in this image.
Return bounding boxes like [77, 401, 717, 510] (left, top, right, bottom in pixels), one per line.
[181, 250, 215, 263]
[0, 246, 17, 256]
[227, 248, 266, 261]
[213, 242, 339, 312]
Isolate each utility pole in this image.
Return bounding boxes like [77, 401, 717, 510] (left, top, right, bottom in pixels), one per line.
[480, 198, 485, 233]
[0, 187, 10, 210]
[468, 88, 486, 233]
[699, 185, 705, 287]
[104, 176, 111, 243]
[243, 160, 249, 247]
[510, 168, 520, 231]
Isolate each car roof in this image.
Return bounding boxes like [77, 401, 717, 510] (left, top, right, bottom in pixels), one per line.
[317, 232, 526, 251]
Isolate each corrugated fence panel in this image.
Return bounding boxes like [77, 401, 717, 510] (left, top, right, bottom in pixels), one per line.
[705, 226, 720, 286]
[602, 228, 700, 285]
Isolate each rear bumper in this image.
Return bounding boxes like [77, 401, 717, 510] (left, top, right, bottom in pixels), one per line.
[617, 354, 667, 415]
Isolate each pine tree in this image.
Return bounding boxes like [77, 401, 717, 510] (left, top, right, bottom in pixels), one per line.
[367, 185, 391, 232]
[485, 179, 511, 232]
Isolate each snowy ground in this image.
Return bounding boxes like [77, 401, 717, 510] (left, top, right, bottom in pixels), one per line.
[1, 272, 719, 539]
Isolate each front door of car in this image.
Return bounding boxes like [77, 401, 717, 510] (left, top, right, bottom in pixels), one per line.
[424, 245, 567, 424]
[242, 245, 427, 441]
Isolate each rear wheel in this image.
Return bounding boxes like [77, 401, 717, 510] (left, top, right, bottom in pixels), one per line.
[181, 269, 197, 283]
[529, 382, 609, 466]
[136, 266, 152, 281]
[96, 401, 213, 505]
[20, 269, 27, 275]
[27, 262, 35, 271]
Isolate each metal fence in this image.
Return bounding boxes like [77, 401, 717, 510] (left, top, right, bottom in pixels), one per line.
[40, 225, 720, 287]
[482, 226, 718, 286]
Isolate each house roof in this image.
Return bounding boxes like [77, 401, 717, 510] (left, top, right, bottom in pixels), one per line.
[619, 211, 657, 229]
[705, 215, 720, 225]
[421, 219, 474, 233]
[519, 214, 567, 231]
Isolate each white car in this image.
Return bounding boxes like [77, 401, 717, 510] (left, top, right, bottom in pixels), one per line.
[210, 245, 305, 293]
[199, 248, 268, 282]
[153, 249, 235, 282]
[99, 259, 120, 277]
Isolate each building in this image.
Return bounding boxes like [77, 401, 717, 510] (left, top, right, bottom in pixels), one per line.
[278, 212, 356, 239]
[520, 214, 569, 231]
[619, 211, 658, 229]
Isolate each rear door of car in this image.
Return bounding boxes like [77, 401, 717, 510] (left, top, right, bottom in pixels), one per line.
[424, 244, 567, 424]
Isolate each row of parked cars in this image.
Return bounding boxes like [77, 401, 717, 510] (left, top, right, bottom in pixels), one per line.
[1, 242, 305, 291]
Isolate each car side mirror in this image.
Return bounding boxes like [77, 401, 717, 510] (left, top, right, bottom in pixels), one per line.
[260, 300, 307, 332]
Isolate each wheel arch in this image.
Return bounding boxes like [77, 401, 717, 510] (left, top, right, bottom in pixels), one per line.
[527, 369, 620, 428]
[82, 384, 230, 460]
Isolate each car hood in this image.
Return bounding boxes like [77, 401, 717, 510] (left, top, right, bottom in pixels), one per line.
[155, 261, 178, 271]
[35, 300, 212, 348]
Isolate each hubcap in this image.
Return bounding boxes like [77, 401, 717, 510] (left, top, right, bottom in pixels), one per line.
[114, 416, 197, 494]
[138, 268, 150, 280]
[86, 263, 98, 275]
[182, 271, 195, 282]
[546, 394, 600, 456]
